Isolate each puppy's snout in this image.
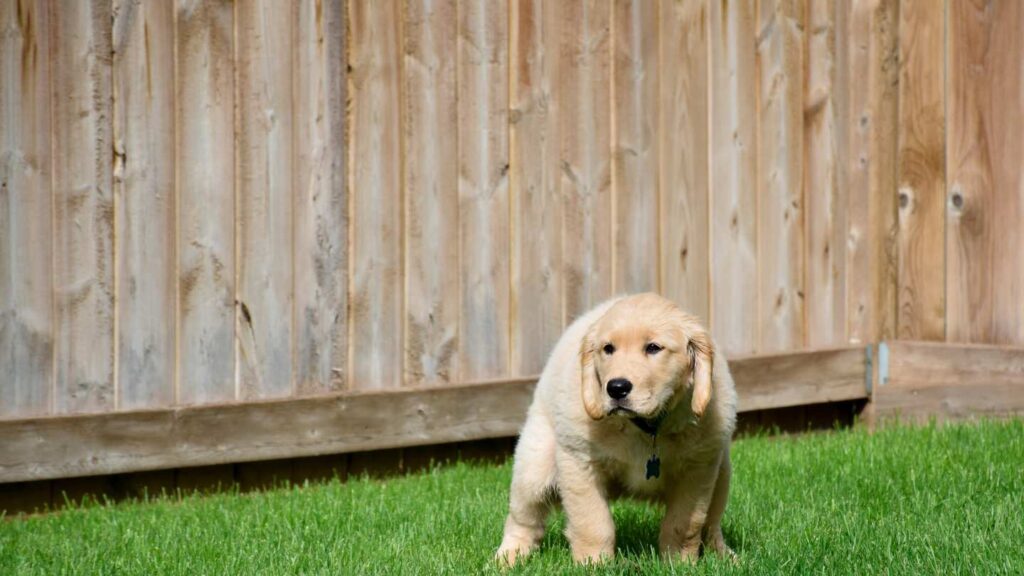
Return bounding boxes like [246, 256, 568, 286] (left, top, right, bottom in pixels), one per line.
[606, 378, 633, 400]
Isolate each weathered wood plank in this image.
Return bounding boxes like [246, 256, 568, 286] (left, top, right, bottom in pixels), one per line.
[0, 346, 869, 482]
[560, 0, 612, 322]
[0, 0, 53, 418]
[510, 0, 562, 375]
[731, 347, 867, 412]
[756, 0, 805, 353]
[236, 0, 294, 399]
[51, 0, 115, 413]
[112, 0, 175, 410]
[874, 341, 1024, 422]
[612, 0, 658, 294]
[348, 0, 403, 390]
[175, 0, 236, 404]
[457, 0, 510, 380]
[804, 0, 846, 347]
[293, 0, 347, 394]
[0, 379, 537, 482]
[709, 0, 758, 356]
[896, 0, 945, 341]
[947, 0, 1024, 345]
[845, 0, 898, 345]
[659, 0, 709, 321]
[403, 0, 459, 385]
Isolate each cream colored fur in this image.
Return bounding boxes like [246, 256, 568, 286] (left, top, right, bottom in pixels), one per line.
[496, 293, 738, 565]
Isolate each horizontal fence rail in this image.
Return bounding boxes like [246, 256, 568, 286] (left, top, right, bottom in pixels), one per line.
[1, 347, 871, 483]
[871, 342, 1024, 423]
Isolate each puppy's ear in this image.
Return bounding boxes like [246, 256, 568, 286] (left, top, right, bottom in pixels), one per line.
[687, 330, 714, 417]
[580, 325, 605, 420]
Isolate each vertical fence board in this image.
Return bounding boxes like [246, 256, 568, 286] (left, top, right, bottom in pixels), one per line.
[403, 0, 459, 385]
[756, 0, 805, 353]
[710, 0, 758, 356]
[612, 0, 659, 294]
[510, 0, 562, 375]
[834, 0, 850, 343]
[457, 0, 509, 380]
[896, 0, 945, 341]
[845, 0, 897, 345]
[176, 0, 236, 404]
[0, 0, 53, 417]
[804, 0, 845, 347]
[348, 0, 403, 389]
[112, 0, 175, 409]
[293, 0, 347, 394]
[947, 0, 1024, 345]
[659, 0, 709, 321]
[51, 0, 114, 413]
[236, 0, 294, 399]
[560, 0, 612, 322]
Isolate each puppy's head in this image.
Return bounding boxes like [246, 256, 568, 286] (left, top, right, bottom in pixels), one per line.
[580, 293, 714, 421]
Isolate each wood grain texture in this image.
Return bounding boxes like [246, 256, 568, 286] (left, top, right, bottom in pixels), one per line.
[0, 0, 53, 418]
[896, 0, 945, 341]
[348, 0, 403, 390]
[709, 0, 758, 356]
[236, 0, 294, 399]
[51, 0, 114, 414]
[873, 341, 1024, 422]
[510, 0, 562, 375]
[403, 0, 459, 385]
[560, 0, 612, 322]
[804, 0, 846, 347]
[612, 0, 658, 294]
[845, 0, 898, 345]
[293, 0, 347, 394]
[457, 0, 509, 380]
[947, 0, 1024, 345]
[0, 379, 538, 483]
[176, 0, 236, 404]
[659, 0, 709, 321]
[112, 0, 175, 410]
[756, 0, 804, 353]
[730, 346, 867, 412]
[0, 347, 869, 482]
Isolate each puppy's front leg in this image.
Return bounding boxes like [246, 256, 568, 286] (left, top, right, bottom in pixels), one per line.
[556, 449, 615, 564]
[659, 460, 720, 562]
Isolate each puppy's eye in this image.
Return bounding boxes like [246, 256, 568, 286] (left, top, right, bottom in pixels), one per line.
[602, 343, 615, 355]
[645, 343, 663, 355]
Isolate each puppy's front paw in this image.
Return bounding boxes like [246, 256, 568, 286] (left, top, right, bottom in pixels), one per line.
[660, 546, 700, 565]
[495, 540, 534, 567]
[570, 546, 613, 565]
[568, 534, 615, 564]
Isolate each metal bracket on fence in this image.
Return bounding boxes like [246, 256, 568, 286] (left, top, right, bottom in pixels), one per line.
[865, 345, 874, 395]
[877, 342, 889, 388]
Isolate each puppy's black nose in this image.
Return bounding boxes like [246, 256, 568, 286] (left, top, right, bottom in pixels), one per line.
[606, 378, 632, 400]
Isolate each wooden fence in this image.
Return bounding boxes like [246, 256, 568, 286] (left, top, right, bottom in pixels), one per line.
[1, 0, 1023, 480]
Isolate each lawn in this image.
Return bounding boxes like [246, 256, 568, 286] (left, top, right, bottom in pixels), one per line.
[2, 420, 1023, 575]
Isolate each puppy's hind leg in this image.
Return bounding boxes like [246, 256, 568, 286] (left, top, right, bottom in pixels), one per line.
[496, 413, 556, 565]
[702, 449, 734, 558]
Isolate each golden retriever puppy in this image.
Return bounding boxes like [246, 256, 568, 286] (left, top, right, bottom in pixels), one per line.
[496, 293, 737, 565]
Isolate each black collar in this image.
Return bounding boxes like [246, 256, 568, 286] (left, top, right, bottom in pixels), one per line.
[630, 413, 665, 437]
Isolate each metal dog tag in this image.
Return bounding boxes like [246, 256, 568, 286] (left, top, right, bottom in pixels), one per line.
[645, 454, 661, 480]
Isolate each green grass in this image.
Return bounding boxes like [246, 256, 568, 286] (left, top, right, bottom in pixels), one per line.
[3, 420, 1023, 575]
